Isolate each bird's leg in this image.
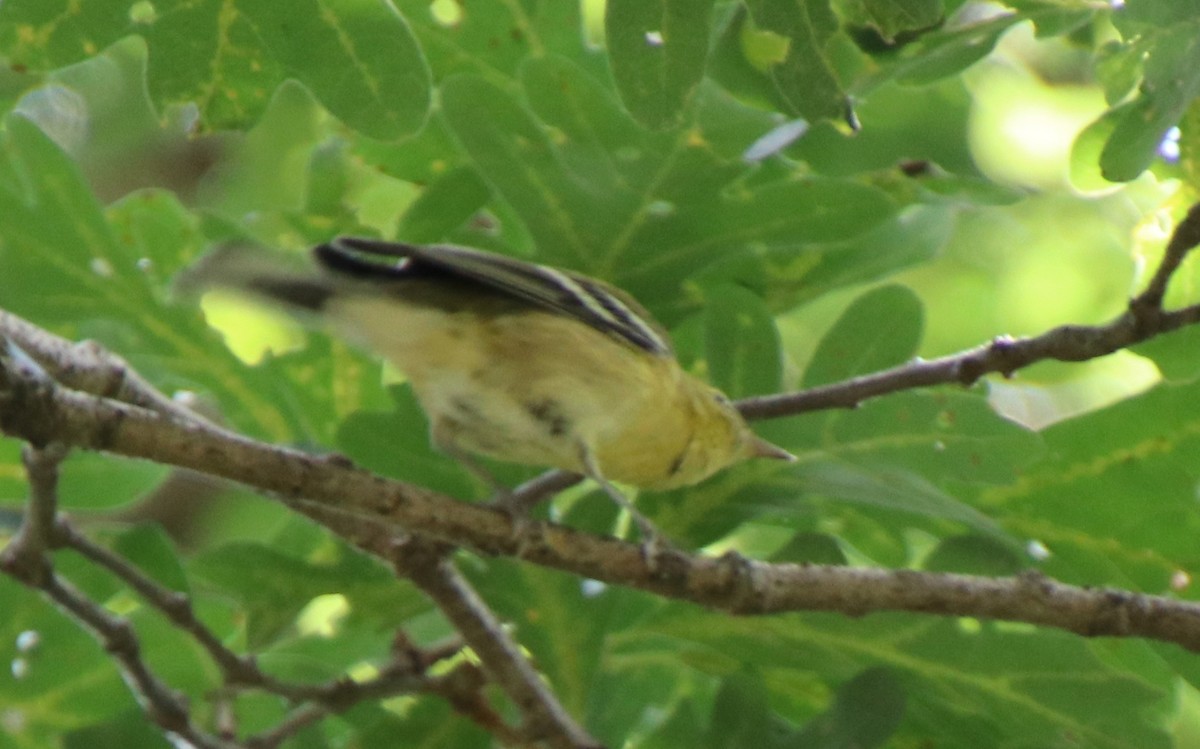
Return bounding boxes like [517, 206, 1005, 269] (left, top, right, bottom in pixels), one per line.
[577, 445, 671, 563]
[432, 426, 538, 550]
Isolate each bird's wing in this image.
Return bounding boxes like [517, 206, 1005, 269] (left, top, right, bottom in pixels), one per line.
[316, 237, 672, 355]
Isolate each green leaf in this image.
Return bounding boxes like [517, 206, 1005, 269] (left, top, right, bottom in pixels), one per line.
[709, 668, 775, 748]
[923, 534, 1025, 575]
[138, 0, 281, 129]
[63, 711, 171, 749]
[0, 577, 134, 742]
[980, 378, 1200, 590]
[705, 284, 782, 398]
[1113, 0, 1200, 28]
[742, 0, 853, 123]
[646, 611, 1170, 749]
[770, 532, 849, 565]
[396, 166, 491, 242]
[237, 0, 431, 140]
[0, 0, 132, 71]
[803, 284, 924, 389]
[1131, 324, 1200, 382]
[790, 460, 1007, 538]
[396, 0, 587, 83]
[190, 541, 427, 648]
[884, 12, 1020, 85]
[605, 0, 716, 129]
[805, 388, 1043, 488]
[111, 524, 190, 593]
[838, 0, 944, 43]
[335, 385, 482, 499]
[468, 560, 624, 719]
[795, 667, 906, 748]
[0, 439, 24, 503]
[638, 699, 707, 749]
[57, 453, 169, 511]
[1098, 23, 1200, 181]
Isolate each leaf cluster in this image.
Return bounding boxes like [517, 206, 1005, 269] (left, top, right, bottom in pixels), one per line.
[1, 0, 1199, 747]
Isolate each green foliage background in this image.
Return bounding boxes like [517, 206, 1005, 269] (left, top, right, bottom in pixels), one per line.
[1, 0, 1199, 747]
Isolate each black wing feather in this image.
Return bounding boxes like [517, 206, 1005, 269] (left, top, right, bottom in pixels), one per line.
[314, 238, 671, 355]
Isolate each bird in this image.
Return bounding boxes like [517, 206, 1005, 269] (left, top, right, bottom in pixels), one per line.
[183, 237, 795, 543]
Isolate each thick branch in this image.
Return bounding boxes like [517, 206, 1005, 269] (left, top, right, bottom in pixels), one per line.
[0, 309, 216, 427]
[0, 324, 597, 748]
[8, 370, 1195, 652]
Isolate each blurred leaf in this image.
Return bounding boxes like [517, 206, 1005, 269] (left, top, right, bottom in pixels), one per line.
[794, 667, 906, 748]
[709, 668, 775, 748]
[705, 284, 782, 398]
[352, 694, 492, 747]
[883, 13, 1020, 85]
[396, 0, 588, 83]
[742, 0, 854, 124]
[396, 166, 491, 242]
[468, 560, 621, 718]
[190, 541, 426, 648]
[237, 0, 430, 140]
[693, 204, 950, 314]
[0, 439, 23, 502]
[0, 0, 132, 71]
[335, 384, 484, 499]
[790, 460, 1007, 538]
[442, 62, 898, 326]
[637, 699, 707, 749]
[803, 284, 923, 388]
[1132, 324, 1200, 382]
[111, 523, 190, 593]
[0, 577, 133, 742]
[62, 711, 171, 749]
[838, 0, 944, 43]
[57, 453, 169, 511]
[605, 0, 716, 129]
[0, 0, 431, 137]
[647, 611, 1170, 748]
[1097, 23, 1200, 181]
[923, 534, 1025, 575]
[1095, 39, 1148, 105]
[771, 532, 849, 565]
[823, 390, 1043, 486]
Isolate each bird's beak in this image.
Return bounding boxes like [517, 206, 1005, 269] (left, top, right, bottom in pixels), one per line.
[750, 435, 796, 462]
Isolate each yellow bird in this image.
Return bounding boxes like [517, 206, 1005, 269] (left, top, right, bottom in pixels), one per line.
[188, 238, 794, 539]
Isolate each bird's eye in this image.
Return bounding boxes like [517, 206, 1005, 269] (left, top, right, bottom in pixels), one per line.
[712, 391, 731, 406]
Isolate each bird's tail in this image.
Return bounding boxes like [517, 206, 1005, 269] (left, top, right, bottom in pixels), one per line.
[176, 244, 335, 313]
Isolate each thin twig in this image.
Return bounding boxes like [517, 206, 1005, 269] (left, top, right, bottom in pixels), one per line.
[245, 704, 327, 749]
[392, 536, 602, 749]
[1134, 201, 1200, 309]
[740, 202, 1200, 420]
[289, 502, 598, 748]
[0, 444, 232, 749]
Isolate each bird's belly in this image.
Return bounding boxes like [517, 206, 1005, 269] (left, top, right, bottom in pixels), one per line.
[419, 378, 586, 471]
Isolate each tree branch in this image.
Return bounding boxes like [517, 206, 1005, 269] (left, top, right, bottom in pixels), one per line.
[7, 342, 1200, 654]
[391, 536, 601, 749]
[6, 203, 1200, 748]
[0, 444, 233, 749]
[740, 201, 1200, 420]
[0, 317, 599, 747]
